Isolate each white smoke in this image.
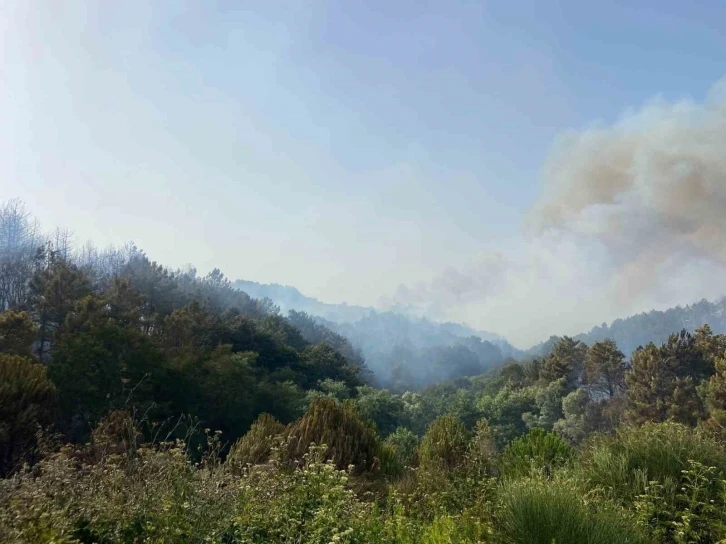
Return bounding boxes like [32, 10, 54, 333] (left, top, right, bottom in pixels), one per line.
[387, 79, 726, 348]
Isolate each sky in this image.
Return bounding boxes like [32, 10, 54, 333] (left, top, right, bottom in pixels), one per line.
[2, 1, 726, 347]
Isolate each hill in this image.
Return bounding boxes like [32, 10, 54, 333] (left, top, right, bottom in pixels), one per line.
[527, 298, 726, 358]
[234, 280, 519, 390]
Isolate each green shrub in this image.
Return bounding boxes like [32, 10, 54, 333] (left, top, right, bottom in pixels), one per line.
[579, 422, 726, 542]
[499, 427, 572, 478]
[579, 421, 726, 501]
[0, 354, 57, 476]
[467, 418, 497, 476]
[418, 415, 470, 471]
[234, 444, 381, 543]
[633, 460, 726, 543]
[284, 397, 383, 474]
[0, 440, 237, 544]
[497, 477, 649, 544]
[383, 427, 419, 468]
[227, 412, 285, 470]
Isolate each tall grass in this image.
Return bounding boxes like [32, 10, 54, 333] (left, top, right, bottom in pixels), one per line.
[497, 477, 650, 544]
[578, 421, 726, 500]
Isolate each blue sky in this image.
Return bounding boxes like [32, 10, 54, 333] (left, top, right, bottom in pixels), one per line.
[2, 1, 725, 345]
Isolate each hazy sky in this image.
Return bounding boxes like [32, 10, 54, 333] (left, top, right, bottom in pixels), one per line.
[2, 1, 726, 347]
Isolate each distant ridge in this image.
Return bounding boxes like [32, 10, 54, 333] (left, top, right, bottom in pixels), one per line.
[526, 297, 726, 358]
[234, 279, 518, 389]
[234, 279, 506, 343]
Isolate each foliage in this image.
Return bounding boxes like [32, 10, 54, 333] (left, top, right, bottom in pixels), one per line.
[539, 336, 588, 390]
[0, 311, 36, 357]
[353, 385, 408, 437]
[626, 330, 716, 426]
[578, 422, 726, 501]
[0, 437, 238, 543]
[418, 414, 470, 471]
[584, 338, 626, 398]
[228, 413, 286, 470]
[499, 427, 572, 478]
[700, 349, 726, 435]
[633, 460, 726, 543]
[0, 354, 56, 476]
[578, 422, 726, 543]
[497, 476, 649, 544]
[284, 397, 383, 474]
[383, 427, 419, 468]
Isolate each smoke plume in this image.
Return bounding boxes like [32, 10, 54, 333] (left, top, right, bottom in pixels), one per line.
[387, 79, 726, 347]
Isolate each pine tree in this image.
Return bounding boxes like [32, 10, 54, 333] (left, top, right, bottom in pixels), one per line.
[625, 343, 673, 425]
[625, 332, 710, 426]
[584, 339, 626, 398]
[540, 336, 587, 390]
[0, 310, 36, 357]
[701, 352, 726, 434]
[31, 249, 90, 363]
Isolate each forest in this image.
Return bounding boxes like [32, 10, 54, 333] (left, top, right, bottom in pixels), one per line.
[235, 279, 514, 390]
[4, 197, 726, 543]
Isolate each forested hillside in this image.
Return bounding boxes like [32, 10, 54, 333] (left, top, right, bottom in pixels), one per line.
[6, 196, 726, 542]
[236, 279, 517, 390]
[529, 298, 726, 359]
[0, 199, 366, 460]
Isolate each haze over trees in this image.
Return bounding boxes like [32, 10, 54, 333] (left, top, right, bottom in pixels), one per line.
[236, 279, 515, 390]
[5, 198, 726, 543]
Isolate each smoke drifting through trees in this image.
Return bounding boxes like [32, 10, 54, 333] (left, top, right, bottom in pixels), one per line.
[389, 79, 726, 347]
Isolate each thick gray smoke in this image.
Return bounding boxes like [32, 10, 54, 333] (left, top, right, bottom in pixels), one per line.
[534, 79, 726, 280]
[387, 79, 726, 347]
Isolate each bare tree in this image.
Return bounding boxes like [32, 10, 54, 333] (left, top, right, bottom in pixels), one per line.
[0, 199, 44, 310]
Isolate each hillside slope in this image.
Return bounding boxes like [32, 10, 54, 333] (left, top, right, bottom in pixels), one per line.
[234, 279, 518, 389]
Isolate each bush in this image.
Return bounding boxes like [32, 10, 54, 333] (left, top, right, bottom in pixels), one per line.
[579, 421, 726, 501]
[234, 444, 381, 543]
[0, 438, 237, 543]
[227, 412, 285, 470]
[497, 477, 649, 544]
[284, 397, 383, 474]
[418, 415, 470, 471]
[499, 427, 572, 478]
[578, 422, 726, 542]
[383, 427, 418, 468]
[0, 354, 56, 476]
[468, 418, 496, 470]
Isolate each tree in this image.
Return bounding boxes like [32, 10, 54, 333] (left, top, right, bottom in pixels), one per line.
[625, 343, 676, 425]
[584, 339, 626, 398]
[196, 346, 258, 442]
[552, 389, 590, 444]
[122, 253, 182, 322]
[298, 343, 362, 390]
[0, 310, 36, 357]
[522, 378, 567, 431]
[31, 249, 90, 363]
[287, 310, 366, 371]
[49, 294, 167, 438]
[625, 334, 707, 426]
[0, 354, 56, 475]
[540, 336, 587, 390]
[700, 351, 726, 435]
[0, 199, 43, 311]
[353, 385, 407, 437]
